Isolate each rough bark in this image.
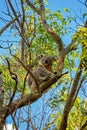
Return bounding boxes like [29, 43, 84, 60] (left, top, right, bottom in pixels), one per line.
[3, 72, 67, 118]
[59, 62, 83, 130]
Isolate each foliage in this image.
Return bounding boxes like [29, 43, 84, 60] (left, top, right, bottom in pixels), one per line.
[73, 27, 87, 69]
[0, 0, 87, 130]
[48, 90, 87, 130]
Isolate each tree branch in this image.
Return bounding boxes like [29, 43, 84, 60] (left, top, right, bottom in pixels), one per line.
[9, 51, 41, 95]
[4, 58, 18, 119]
[64, 20, 87, 55]
[20, 0, 26, 61]
[8, 0, 21, 27]
[26, 0, 40, 15]
[0, 18, 17, 35]
[64, 40, 77, 55]
[5, 72, 68, 116]
[59, 62, 83, 130]
[0, 72, 4, 108]
[26, 0, 64, 51]
[39, 0, 64, 51]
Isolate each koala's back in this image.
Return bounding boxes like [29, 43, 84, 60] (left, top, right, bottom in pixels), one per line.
[28, 64, 49, 85]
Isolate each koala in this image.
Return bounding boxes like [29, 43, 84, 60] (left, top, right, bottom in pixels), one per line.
[28, 55, 56, 93]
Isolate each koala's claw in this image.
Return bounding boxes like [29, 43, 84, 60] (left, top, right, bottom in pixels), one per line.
[43, 75, 50, 81]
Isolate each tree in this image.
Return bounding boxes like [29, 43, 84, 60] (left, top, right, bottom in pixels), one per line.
[0, 0, 87, 129]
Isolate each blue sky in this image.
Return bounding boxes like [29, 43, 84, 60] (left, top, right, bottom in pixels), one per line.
[0, 0, 87, 129]
[47, 0, 85, 11]
[0, 0, 86, 56]
[47, 0, 87, 44]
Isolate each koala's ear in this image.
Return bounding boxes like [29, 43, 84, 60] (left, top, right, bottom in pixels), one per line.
[50, 56, 56, 61]
[39, 55, 44, 59]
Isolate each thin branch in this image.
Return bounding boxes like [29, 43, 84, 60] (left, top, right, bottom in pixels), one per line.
[64, 40, 77, 55]
[11, 114, 18, 130]
[21, 71, 29, 98]
[0, 44, 12, 49]
[9, 50, 41, 95]
[85, 0, 87, 7]
[78, 0, 87, 7]
[20, 0, 25, 26]
[26, 0, 64, 51]
[0, 18, 18, 35]
[20, 0, 26, 61]
[26, 0, 40, 15]
[29, 118, 37, 130]
[8, 0, 21, 27]
[73, 75, 85, 103]
[0, 72, 4, 107]
[64, 20, 87, 55]
[15, 24, 28, 45]
[4, 58, 18, 119]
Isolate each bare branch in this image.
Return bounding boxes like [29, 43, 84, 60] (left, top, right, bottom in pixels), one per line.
[78, 0, 87, 7]
[8, 0, 21, 27]
[0, 44, 12, 49]
[64, 18, 87, 55]
[73, 76, 85, 103]
[4, 58, 18, 119]
[26, 0, 40, 15]
[20, 0, 25, 26]
[64, 40, 77, 55]
[11, 114, 18, 130]
[9, 51, 41, 95]
[0, 18, 17, 35]
[20, 0, 26, 61]
[21, 71, 29, 97]
[29, 118, 37, 130]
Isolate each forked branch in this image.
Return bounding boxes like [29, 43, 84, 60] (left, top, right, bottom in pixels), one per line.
[5, 71, 68, 116]
[26, 0, 64, 51]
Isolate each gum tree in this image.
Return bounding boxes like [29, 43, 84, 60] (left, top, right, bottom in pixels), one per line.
[0, 0, 87, 129]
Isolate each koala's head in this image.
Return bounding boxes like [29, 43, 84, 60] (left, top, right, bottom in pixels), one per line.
[39, 55, 56, 71]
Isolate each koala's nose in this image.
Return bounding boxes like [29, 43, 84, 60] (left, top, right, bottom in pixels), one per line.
[45, 60, 49, 64]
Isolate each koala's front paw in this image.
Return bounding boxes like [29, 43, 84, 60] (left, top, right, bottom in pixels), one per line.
[43, 75, 51, 81]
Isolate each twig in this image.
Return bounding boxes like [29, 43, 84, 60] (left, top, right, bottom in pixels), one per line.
[8, 0, 21, 27]
[11, 114, 18, 130]
[21, 71, 29, 98]
[4, 58, 18, 119]
[26, 0, 64, 51]
[0, 18, 19, 35]
[9, 50, 41, 96]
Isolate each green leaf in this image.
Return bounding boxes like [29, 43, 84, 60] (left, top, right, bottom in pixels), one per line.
[63, 8, 70, 12]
